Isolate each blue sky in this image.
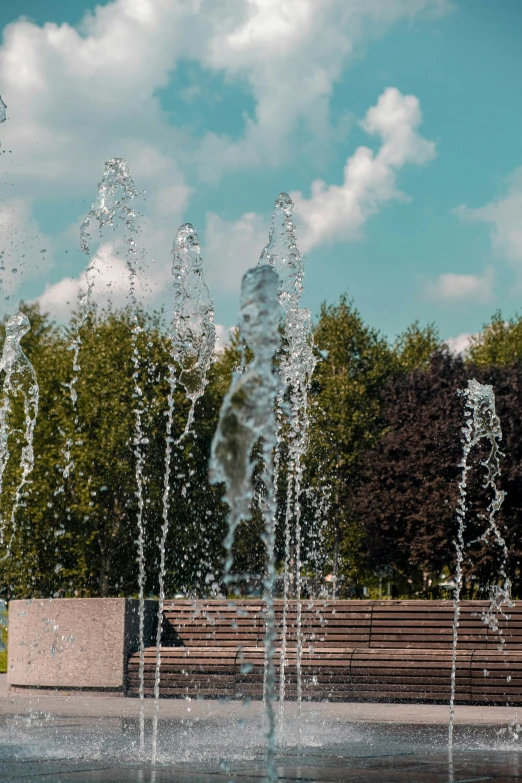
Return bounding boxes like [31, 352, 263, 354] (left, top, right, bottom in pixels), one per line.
[0, 0, 521, 350]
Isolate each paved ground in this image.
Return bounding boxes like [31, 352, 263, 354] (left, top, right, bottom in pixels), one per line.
[3, 674, 522, 781]
[2, 673, 522, 725]
[2, 750, 522, 782]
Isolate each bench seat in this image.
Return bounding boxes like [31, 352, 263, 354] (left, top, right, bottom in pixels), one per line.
[126, 600, 522, 703]
[127, 647, 238, 698]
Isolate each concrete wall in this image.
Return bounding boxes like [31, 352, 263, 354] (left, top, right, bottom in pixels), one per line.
[7, 598, 157, 692]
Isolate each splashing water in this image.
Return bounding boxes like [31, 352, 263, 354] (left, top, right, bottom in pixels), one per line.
[171, 224, 216, 441]
[449, 378, 507, 749]
[210, 265, 282, 783]
[305, 479, 333, 597]
[151, 224, 215, 765]
[79, 159, 148, 751]
[60, 159, 139, 488]
[103, 160, 149, 756]
[477, 393, 512, 638]
[0, 96, 6, 124]
[259, 193, 317, 742]
[0, 314, 39, 552]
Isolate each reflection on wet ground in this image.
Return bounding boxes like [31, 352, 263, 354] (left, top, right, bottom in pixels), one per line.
[2, 716, 522, 781]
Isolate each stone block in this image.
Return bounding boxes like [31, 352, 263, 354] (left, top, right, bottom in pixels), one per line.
[7, 597, 158, 692]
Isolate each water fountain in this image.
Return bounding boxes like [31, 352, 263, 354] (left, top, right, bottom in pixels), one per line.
[0, 313, 39, 554]
[449, 378, 511, 749]
[0, 111, 521, 782]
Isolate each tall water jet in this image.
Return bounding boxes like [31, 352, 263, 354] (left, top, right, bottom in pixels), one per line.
[259, 193, 317, 739]
[305, 479, 332, 597]
[62, 159, 139, 488]
[0, 313, 39, 552]
[210, 265, 282, 783]
[449, 378, 507, 749]
[77, 159, 149, 752]
[151, 223, 215, 765]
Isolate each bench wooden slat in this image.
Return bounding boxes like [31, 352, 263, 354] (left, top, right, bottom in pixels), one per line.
[128, 600, 522, 702]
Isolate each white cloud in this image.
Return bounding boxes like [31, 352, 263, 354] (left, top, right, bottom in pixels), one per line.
[26, 84, 437, 319]
[290, 87, 436, 251]
[214, 323, 233, 353]
[37, 242, 171, 319]
[0, 0, 449, 193]
[0, 0, 203, 258]
[203, 211, 268, 295]
[423, 268, 494, 304]
[455, 167, 522, 278]
[198, 0, 450, 179]
[37, 276, 85, 320]
[446, 332, 474, 355]
[0, 0, 449, 311]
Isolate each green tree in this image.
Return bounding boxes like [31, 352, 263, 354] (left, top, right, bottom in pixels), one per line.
[393, 321, 443, 373]
[468, 312, 522, 367]
[306, 296, 395, 591]
[0, 304, 229, 600]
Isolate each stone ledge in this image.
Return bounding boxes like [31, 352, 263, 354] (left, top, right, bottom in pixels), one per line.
[7, 597, 157, 691]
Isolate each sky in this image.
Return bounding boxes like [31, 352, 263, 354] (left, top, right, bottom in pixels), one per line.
[0, 0, 521, 351]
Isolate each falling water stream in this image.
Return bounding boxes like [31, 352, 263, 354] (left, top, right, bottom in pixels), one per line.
[0, 100, 40, 559]
[76, 158, 150, 752]
[211, 265, 282, 783]
[105, 160, 149, 757]
[151, 223, 215, 765]
[0, 313, 39, 552]
[259, 193, 317, 744]
[449, 378, 508, 751]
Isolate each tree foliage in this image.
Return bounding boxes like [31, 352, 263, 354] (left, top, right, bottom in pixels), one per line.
[1, 297, 521, 602]
[0, 303, 230, 600]
[468, 312, 522, 367]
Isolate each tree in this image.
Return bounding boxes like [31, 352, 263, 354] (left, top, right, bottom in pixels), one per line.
[353, 350, 466, 594]
[393, 321, 443, 373]
[305, 296, 395, 589]
[468, 312, 522, 367]
[0, 303, 229, 600]
[353, 349, 522, 597]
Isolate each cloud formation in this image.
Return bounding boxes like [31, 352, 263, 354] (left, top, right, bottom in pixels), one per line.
[203, 211, 268, 294]
[197, 0, 448, 178]
[0, 0, 448, 318]
[423, 268, 494, 304]
[37, 242, 172, 319]
[455, 167, 522, 280]
[291, 87, 436, 251]
[0, 0, 448, 192]
[446, 331, 474, 355]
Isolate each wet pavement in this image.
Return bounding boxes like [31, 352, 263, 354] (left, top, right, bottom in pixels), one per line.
[3, 676, 522, 781]
[3, 743, 522, 781]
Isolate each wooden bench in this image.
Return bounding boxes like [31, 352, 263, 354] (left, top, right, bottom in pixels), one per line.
[127, 600, 522, 704]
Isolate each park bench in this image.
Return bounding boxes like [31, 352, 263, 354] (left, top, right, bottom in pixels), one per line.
[126, 599, 522, 704]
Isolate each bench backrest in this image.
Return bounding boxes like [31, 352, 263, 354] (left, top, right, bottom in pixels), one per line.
[162, 600, 263, 647]
[369, 600, 522, 650]
[162, 599, 522, 651]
